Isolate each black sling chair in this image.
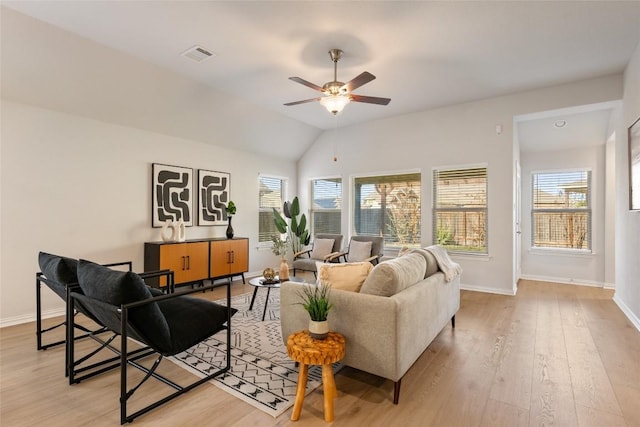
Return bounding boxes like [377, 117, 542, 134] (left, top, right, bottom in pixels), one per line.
[36, 252, 173, 377]
[68, 259, 236, 424]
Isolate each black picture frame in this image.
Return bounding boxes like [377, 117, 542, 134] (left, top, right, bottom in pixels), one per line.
[197, 169, 230, 226]
[152, 163, 194, 227]
[629, 116, 640, 211]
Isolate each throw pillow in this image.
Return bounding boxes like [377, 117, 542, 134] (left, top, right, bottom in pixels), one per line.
[347, 240, 373, 262]
[310, 238, 335, 260]
[360, 253, 426, 297]
[316, 261, 373, 292]
[38, 251, 78, 284]
[412, 248, 439, 278]
[77, 259, 171, 349]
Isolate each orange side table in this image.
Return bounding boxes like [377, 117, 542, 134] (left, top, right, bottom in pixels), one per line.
[286, 330, 345, 422]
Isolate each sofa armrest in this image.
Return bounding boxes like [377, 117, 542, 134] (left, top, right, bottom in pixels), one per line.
[281, 282, 399, 380]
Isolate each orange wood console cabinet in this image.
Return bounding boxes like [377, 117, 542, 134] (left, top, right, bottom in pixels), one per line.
[144, 238, 248, 286]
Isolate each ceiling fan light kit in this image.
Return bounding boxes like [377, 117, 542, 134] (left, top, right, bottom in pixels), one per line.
[285, 48, 391, 116]
[319, 94, 350, 115]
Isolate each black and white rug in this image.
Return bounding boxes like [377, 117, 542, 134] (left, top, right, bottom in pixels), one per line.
[169, 289, 336, 418]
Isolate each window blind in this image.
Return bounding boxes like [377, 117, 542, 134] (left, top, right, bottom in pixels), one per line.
[311, 178, 342, 235]
[433, 167, 488, 253]
[258, 176, 285, 243]
[353, 172, 421, 247]
[531, 170, 591, 250]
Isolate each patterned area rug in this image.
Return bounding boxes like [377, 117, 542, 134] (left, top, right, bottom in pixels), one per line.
[169, 289, 336, 418]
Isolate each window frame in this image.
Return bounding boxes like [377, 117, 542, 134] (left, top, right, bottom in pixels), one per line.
[530, 168, 592, 253]
[258, 174, 288, 245]
[350, 169, 422, 249]
[432, 164, 489, 255]
[309, 176, 342, 236]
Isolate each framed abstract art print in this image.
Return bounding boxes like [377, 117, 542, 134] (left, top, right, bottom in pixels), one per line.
[197, 169, 230, 226]
[152, 163, 194, 227]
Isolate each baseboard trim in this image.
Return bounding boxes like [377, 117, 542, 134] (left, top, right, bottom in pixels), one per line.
[613, 294, 640, 333]
[519, 274, 606, 288]
[460, 283, 516, 296]
[0, 307, 65, 328]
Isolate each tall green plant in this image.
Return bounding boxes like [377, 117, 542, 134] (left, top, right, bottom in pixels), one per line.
[273, 196, 310, 254]
[298, 283, 333, 321]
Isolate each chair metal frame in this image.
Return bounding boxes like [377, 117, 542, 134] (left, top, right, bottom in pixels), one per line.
[68, 275, 232, 425]
[36, 261, 174, 378]
[37, 261, 157, 378]
[36, 261, 132, 352]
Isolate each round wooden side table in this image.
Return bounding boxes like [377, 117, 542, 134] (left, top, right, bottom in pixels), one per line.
[286, 330, 345, 422]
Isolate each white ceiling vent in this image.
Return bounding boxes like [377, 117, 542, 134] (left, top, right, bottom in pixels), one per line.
[181, 46, 215, 63]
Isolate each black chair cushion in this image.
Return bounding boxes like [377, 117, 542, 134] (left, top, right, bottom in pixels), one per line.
[77, 260, 171, 350]
[38, 252, 79, 298]
[156, 296, 237, 355]
[148, 287, 165, 297]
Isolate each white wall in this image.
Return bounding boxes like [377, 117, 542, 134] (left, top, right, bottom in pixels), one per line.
[605, 136, 617, 287]
[0, 100, 297, 325]
[520, 146, 607, 286]
[614, 41, 640, 330]
[0, 7, 320, 162]
[298, 75, 623, 295]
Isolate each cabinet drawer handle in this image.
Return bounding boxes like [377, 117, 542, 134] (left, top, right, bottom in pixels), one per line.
[186, 255, 190, 270]
[181, 256, 186, 271]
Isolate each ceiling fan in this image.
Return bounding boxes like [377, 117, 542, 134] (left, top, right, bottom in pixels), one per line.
[284, 49, 391, 115]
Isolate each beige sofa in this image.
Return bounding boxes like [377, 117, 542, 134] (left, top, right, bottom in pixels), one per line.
[280, 248, 460, 404]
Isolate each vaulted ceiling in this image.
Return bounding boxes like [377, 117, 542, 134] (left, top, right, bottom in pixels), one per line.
[2, 1, 640, 156]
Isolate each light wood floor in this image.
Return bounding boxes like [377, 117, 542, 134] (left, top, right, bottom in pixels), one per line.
[1, 279, 639, 426]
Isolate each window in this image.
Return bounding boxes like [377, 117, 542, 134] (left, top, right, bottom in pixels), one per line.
[433, 167, 488, 254]
[531, 170, 591, 250]
[258, 175, 286, 243]
[353, 172, 421, 248]
[310, 178, 342, 235]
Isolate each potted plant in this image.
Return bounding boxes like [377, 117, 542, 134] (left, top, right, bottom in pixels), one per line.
[298, 283, 333, 340]
[270, 234, 290, 280]
[225, 201, 236, 239]
[273, 197, 310, 255]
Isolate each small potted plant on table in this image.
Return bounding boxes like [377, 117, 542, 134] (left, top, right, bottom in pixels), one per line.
[299, 283, 333, 340]
[225, 201, 237, 239]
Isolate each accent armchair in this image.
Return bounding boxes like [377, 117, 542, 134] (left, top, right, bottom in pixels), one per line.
[292, 234, 343, 278]
[327, 235, 385, 265]
[36, 252, 173, 377]
[69, 259, 236, 424]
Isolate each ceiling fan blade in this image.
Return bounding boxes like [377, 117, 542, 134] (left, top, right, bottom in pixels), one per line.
[284, 97, 321, 106]
[289, 77, 324, 92]
[350, 94, 391, 105]
[342, 71, 376, 93]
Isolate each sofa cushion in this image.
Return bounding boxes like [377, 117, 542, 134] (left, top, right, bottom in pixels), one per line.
[405, 248, 439, 278]
[400, 246, 415, 257]
[347, 240, 373, 262]
[39, 252, 78, 285]
[359, 253, 426, 297]
[316, 261, 373, 292]
[310, 238, 335, 260]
